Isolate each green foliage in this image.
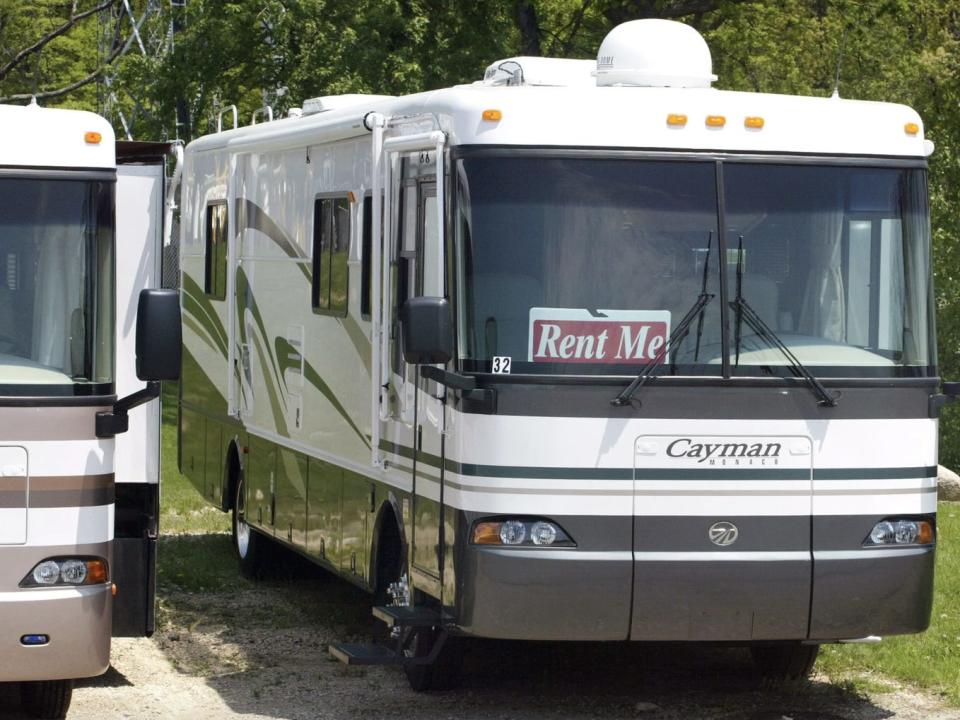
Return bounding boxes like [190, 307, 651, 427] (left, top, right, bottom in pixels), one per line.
[820, 503, 960, 705]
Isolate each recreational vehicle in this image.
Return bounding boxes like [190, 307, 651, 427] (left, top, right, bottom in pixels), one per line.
[177, 19, 950, 690]
[0, 103, 180, 718]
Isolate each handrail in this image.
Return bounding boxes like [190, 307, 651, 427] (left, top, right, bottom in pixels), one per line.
[216, 105, 238, 133]
[251, 105, 274, 125]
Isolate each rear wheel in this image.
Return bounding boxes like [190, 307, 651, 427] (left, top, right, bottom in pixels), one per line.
[750, 643, 819, 680]
[20, 680, 72, 719]
[232, 469, 265, 579]
[404, 627, 465, 692]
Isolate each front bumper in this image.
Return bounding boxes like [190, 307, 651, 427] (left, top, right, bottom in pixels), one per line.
[455, 543, 934, 642]
[0, 584, 112, 681]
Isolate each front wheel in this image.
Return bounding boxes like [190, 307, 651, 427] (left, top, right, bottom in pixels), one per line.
[20, 680, 72, 719]
[232, 469, 265, 579]
[750, 643, 819, 681]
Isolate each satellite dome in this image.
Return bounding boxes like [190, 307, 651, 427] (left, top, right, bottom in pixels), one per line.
[596, 19, 717, 88]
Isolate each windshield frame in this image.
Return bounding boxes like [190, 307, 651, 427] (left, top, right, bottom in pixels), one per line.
[0, 168, 116, 398]
[450, 145, 935, 382]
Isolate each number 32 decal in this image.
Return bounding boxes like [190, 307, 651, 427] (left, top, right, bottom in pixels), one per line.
[491, 356, 512, 374]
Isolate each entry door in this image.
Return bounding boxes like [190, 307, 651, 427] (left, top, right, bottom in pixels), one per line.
[410, 183, 446, 581]
[631, 433, 814, 641]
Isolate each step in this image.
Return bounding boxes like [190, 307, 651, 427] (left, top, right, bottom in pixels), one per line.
[372, 605, 449, 629]
[328, 642, 405, 666]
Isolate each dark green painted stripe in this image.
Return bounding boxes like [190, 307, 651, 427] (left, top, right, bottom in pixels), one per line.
[339, 314, 372, 375]
[235, 198, 312, 283]
[251, 330, 289, 431]
[377, 441, 934, 481]
[181, 274, 229, 354]
[303, 358, 371, 450]
[183, 314, 222, 357]
[236, 266, 285, 402]
[813, 466, 936, 480]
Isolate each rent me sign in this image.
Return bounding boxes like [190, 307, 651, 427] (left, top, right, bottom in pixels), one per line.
[527, 308, 672, 364]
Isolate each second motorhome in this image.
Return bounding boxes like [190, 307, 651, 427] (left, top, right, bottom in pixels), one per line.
[177, 19, 948, 689]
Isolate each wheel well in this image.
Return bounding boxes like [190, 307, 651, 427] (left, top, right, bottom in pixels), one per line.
[373, 505, 404, 596]
[223, 443, 241, 512]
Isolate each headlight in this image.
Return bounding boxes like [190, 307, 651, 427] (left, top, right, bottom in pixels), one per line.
[471, 519, 575, 547]
[863, 519, 934, 547]
[20, 557, 108, 588]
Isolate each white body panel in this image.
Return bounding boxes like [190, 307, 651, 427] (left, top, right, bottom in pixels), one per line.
[114, 164, 164, 485]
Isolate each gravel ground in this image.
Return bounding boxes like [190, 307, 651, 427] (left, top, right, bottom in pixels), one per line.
[1, 536, 958, 720]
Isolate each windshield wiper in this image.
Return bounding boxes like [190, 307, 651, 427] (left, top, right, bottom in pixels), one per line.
[611, 232, 715, 407]
[730, 236, 838, 407]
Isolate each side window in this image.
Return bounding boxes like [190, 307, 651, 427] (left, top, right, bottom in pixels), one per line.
[361, 194, 377, 319]
[204, 202, 228, 299]
[312, 196, 350, 316]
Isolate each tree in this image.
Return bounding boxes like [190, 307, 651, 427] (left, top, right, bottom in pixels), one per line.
[0, 0, 134, 107]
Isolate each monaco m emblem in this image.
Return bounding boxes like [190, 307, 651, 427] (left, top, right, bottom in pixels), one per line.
[708, 521, 739, 547]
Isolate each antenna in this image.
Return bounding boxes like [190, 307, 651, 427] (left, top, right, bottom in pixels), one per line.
[831, 27, 848, 99]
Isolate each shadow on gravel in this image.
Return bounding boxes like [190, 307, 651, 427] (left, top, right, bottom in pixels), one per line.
[149, 534, 897, 720]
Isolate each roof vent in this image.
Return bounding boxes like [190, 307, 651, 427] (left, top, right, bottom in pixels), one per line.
[595, 19, 716, 88]
[481, 57, 595, 87]
[301, 94, 393, 116]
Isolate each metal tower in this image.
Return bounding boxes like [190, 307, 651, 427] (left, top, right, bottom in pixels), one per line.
[97, 0, 185, 141]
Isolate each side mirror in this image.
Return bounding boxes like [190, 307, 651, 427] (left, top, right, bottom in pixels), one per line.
[135, 289, 182, 381]
[400, 296, 452, 365]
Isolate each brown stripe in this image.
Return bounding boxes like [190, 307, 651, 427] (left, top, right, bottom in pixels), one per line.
[28, 485, 115, 508]
[30, 474, 114, 492]
[0, 406, 108, 441]
[0, 474, 114, 509]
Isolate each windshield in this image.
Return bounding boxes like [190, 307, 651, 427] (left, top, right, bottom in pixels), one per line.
[455, 154, 934, 378]
[0, 177, 115, 393]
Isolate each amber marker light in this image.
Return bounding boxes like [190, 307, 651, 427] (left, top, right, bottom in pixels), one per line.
[917, 521, 935, 544]
[86, 559, 108, 584]
[705, 115, 726, 128]
[348, 191, 356, 203]
[84, 131, 102, 144]
[472, 521, 502, 544]
[666, 113, 688, 127]
[481, 109, 502, 122]
[744, 116, 765, 129]
[905, 122, 920, 136]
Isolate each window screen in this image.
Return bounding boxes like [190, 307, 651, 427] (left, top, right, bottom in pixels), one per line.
[204, 202, 228, 299]
[312, 196, 350, 316]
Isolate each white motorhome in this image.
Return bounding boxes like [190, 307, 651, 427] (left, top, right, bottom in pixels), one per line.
[177, 20, 950, 690]
[0, 103, 180, 717]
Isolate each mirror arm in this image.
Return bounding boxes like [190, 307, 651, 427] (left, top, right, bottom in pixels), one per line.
[420, 365, 476, 391]
[95, 380, 161, 438]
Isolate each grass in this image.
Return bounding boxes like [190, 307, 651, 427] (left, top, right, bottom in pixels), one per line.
[157, 381, 960, 704]
[159, 382, 230, 536]
[818, 505, 960, 705]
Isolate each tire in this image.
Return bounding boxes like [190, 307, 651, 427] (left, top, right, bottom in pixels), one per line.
[20, 680, 72, 719]
[750, 643, 819, 681]
[231, 468, 265, 579]
[404, 627, 465, 692]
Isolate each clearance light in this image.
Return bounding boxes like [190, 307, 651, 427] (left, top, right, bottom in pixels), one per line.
[471, 519, 575, 547]
[864, 519, 934, 546]
[744, 116, 765, 129]
[481, 109, 503, 122]
[666, 113, 688, 127]
[84, 131, 102, 144]
[904, 122, 920, 136]
[347, 191, 356, 203]
[20, 558, 109, 587]
[705, 115, 726, 128]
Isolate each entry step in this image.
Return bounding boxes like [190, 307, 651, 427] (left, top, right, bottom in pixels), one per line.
[372, 605, 451, 628]
[328, 642, 406, 666]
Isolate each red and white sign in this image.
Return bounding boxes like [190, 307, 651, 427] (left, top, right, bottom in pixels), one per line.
[528, 308, 671, 364]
